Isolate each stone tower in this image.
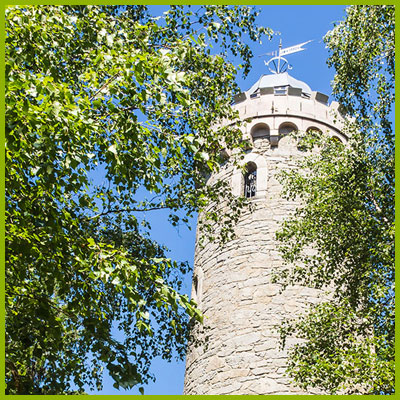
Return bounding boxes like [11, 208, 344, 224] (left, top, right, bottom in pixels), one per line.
[183, 71, 347, 395]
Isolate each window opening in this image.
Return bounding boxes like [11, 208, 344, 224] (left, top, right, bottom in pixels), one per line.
[274, 86, 287, 95]
[244, 163, 257, 198]
[279, 123, 297, 136]
[250, 91, 260, 99]
[251, 124, 270, 140]
[331, 136, 343, 144]
[193, 276, 198, 295]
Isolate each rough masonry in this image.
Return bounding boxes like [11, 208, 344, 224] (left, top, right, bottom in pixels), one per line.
[183, 72, 346, 395]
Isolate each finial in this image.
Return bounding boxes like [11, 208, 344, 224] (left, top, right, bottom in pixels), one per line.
[259, 40, 313, 74]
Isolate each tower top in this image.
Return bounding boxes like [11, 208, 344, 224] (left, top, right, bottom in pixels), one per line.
[246, 71, 312, 98]
[261, 39, 313, 74]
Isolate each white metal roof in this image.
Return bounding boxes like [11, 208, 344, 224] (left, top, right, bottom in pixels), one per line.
[246, 72, 312, 96]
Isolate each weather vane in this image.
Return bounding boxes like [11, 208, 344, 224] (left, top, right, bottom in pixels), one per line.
[260, 39, 313, 74]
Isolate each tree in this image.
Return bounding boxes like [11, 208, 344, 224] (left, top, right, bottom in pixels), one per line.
[5, 5, 271, 394]
[275, 5, 394, 394]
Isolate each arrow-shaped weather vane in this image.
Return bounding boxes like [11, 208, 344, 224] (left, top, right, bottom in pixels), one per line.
[260, 39, 313, 74]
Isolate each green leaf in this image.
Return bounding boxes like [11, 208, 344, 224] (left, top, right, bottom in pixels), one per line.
[108, 144, 117, 155]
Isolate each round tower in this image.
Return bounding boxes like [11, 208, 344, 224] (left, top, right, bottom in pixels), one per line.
[183, 71, 346, 395]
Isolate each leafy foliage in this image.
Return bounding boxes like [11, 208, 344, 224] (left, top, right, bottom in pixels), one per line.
[5, 5, 271, 394]
[275, 5, 394, 394]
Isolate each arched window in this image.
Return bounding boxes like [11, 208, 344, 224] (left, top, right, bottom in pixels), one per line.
[298, 127, 322, 151]
[331, 135, 343, 144]
[244, 162, 257, 198]
[232, 154, 267, 198]
[251, 123, 270, 141]
[279, 122, 297, 136]
[306, 126, 322, 136]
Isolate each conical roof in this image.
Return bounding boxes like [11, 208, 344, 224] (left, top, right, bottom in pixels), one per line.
[246, 72, 312, 96]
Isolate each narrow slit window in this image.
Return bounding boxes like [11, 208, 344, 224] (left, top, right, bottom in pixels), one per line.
[193, 276, 198, 296]
[244, 163, 257, 198]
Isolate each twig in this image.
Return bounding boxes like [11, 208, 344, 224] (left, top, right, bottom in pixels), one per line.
[88, 205, 170, 220]
[89, 72, 120, 101]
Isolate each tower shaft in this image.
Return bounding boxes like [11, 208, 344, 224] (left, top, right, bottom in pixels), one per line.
[184, 74, 345, 395]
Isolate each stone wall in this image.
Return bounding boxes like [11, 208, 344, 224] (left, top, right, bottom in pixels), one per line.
[183, 92, 345, 395]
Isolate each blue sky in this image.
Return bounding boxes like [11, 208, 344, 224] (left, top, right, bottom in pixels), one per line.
[88, 5, 348, 395]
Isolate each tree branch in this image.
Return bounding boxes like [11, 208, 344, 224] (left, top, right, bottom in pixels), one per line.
[14, 291, 78, 321]
[367, 189, 391, 229]
[88, 205, 171, 220]
[89, 72, 120, 101]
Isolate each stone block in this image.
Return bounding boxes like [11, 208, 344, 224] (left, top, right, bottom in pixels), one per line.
[205, 355, 226, 372]
[211, 381, 242, 395]
[250, 377, 289, 394]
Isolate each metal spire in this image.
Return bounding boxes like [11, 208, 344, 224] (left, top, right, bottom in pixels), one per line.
[259, 39, 313, 74]
[277, 39, 282, 74]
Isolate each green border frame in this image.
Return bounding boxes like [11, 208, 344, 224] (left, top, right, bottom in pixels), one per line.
[1, 1, 397, 398]
[1, 1, 4, 397]
[395, 2, 399, 398]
